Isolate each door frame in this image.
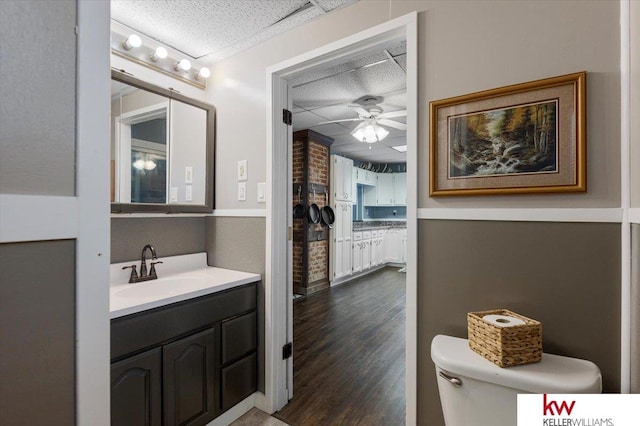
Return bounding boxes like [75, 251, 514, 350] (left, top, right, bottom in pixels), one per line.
[263, 12, 418, 424]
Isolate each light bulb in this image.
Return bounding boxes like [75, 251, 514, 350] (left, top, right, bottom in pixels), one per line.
[144, 160, 157, 170]
[150, 46, 168, 62]
[122, 34, 142, 50]
[174, 59, 192, 72]
[133, 159, 145, 170]
[195, 67, 211, 80]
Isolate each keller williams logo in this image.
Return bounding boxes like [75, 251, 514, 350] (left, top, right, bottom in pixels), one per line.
[543, 394, 576, 416]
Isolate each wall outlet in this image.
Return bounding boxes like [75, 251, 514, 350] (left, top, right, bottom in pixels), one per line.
[185, 166, 193, 184]
[170, 187, 178, 203]
[185, 185, 192, 202]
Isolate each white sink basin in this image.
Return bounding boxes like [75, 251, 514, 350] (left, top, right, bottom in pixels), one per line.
[110, 253, 260, 319]
[111, 275, 207, 299]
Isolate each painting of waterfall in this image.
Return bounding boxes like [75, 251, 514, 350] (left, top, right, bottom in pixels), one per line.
[429, 72, 586, 196]
[447, 100, 558, 179]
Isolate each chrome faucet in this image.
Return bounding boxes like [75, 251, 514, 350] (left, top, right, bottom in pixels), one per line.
[122, 244, 163, 283]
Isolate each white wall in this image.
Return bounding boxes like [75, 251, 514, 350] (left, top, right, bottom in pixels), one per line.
[207, 0, 621, 210]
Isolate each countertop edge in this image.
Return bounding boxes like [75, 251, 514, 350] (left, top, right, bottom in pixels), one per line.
[110, 274, 260, 319]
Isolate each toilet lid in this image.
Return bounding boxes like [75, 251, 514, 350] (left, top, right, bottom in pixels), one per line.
[430, 335, 602, 393]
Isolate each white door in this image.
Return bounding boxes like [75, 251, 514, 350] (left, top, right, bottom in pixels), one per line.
[342, 158, 353, 202]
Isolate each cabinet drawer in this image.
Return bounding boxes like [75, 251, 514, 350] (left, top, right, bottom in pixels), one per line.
[362, 231, 371, 239]
[371, 230, 378, 237]
[221, 311, 257, 365]
[353, 232, 362, 241]
[112, 282, 257, 360]
[221, 353, 257, 412]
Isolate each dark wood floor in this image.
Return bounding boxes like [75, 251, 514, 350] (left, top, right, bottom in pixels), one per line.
[274, 267, 406, 426]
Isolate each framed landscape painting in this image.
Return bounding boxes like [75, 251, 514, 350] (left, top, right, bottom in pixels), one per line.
[429, 72, 586, 196]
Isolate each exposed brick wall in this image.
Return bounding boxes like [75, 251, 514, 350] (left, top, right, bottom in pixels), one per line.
[292, 131, 331, 295]
[292, 139, 305, 292]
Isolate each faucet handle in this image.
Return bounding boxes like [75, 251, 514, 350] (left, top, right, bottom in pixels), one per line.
[149, 261, 163, 278]
[122, 265, 138, 283]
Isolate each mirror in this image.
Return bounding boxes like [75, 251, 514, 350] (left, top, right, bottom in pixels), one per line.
[111, 70, 214, 213]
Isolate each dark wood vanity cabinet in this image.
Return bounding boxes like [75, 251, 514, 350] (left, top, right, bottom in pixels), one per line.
[110, 282, 258, 426]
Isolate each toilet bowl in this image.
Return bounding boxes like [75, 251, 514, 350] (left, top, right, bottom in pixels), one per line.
[430, 335, 601, 426]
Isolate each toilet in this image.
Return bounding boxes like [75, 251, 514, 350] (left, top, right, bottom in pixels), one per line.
[431, 335, 602, 426]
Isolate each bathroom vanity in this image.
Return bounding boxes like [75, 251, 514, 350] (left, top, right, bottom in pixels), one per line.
[110, 253, 260, 426]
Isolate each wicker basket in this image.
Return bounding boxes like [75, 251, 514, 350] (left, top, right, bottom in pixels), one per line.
[467, 309, 542, 368]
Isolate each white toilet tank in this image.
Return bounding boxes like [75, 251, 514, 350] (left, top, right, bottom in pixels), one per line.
[430, 335, 601, 426]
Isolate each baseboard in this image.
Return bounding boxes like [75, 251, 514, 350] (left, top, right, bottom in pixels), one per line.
[207, 393, 256, 426]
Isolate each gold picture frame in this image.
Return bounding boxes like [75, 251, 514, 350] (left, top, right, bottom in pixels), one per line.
[429, 72, 586, 196]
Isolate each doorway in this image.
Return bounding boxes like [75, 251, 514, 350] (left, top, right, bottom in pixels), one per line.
[264, 12, 418, 424]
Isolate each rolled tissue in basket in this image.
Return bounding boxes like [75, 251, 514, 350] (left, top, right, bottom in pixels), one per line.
[482, 314, 525, 327]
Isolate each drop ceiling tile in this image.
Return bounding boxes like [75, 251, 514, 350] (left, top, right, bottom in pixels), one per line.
[112, 0, 358, 64]
[386, 41, 407, 57]
[308, 123, 351, 137]
[394, 54, 407, 72]
[292, 110, 326, 130]
[307, 104, 356, 121]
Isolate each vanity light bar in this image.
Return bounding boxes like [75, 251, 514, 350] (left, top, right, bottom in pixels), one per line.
[111, 22, 210, 90]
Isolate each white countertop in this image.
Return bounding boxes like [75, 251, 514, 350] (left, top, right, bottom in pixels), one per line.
[110, 253, 260, 319]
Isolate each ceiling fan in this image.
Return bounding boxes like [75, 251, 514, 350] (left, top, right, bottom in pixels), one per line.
[317, 95, 407, 143]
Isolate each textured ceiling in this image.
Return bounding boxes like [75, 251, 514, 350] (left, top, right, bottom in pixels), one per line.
[110, 0, 405, 163]
[292, 41, 407, 163]
[111, 0, 358, 63]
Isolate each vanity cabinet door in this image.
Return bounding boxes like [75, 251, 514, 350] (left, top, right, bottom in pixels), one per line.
[163, 328, 217, 426]
[111, 347, 162, 426]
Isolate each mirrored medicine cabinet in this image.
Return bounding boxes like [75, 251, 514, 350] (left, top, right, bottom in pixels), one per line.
[110, 70, 215, 213]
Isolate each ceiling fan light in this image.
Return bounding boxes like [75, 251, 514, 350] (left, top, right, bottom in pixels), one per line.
[352, 123, 388, 143]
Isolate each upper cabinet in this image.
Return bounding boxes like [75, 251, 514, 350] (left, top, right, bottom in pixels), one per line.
[111, 70, 215, 213]
[331, 155, 353, 202]
[363, 172, 406, 206]
[355, 168, 376, 186]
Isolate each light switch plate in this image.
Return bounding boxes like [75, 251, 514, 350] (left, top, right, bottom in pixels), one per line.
[185, 166, 193, 184]
[257, 182, 266, 203]
[237, 160, 247, 181]
[238, 182, 247, 201]
[185, 185, 193, 201]
[170, 187, 178, 203]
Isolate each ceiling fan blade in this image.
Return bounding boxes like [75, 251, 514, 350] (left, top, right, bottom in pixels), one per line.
[348, 106, 370, 116]
[379, 110, 407, 119]
[378, 118, 407, 131]
[316, 118, 363, 125]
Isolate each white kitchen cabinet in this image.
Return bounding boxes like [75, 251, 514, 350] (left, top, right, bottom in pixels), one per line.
[361, 172, 406, 206]
[363, 184, 377, 206]
[394, 172, 407, 206]
[373, 230, 385, 266]
[331, 201, 352, 281]
[331, 155, 353, 202]
[352, 167, 358, 204]
[355, 168, 376, 186]
[361, 231, 371, 270]
[384, 228, 403, 263]
[352, 232, 363, 273]
[376, 174, 395, 206]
